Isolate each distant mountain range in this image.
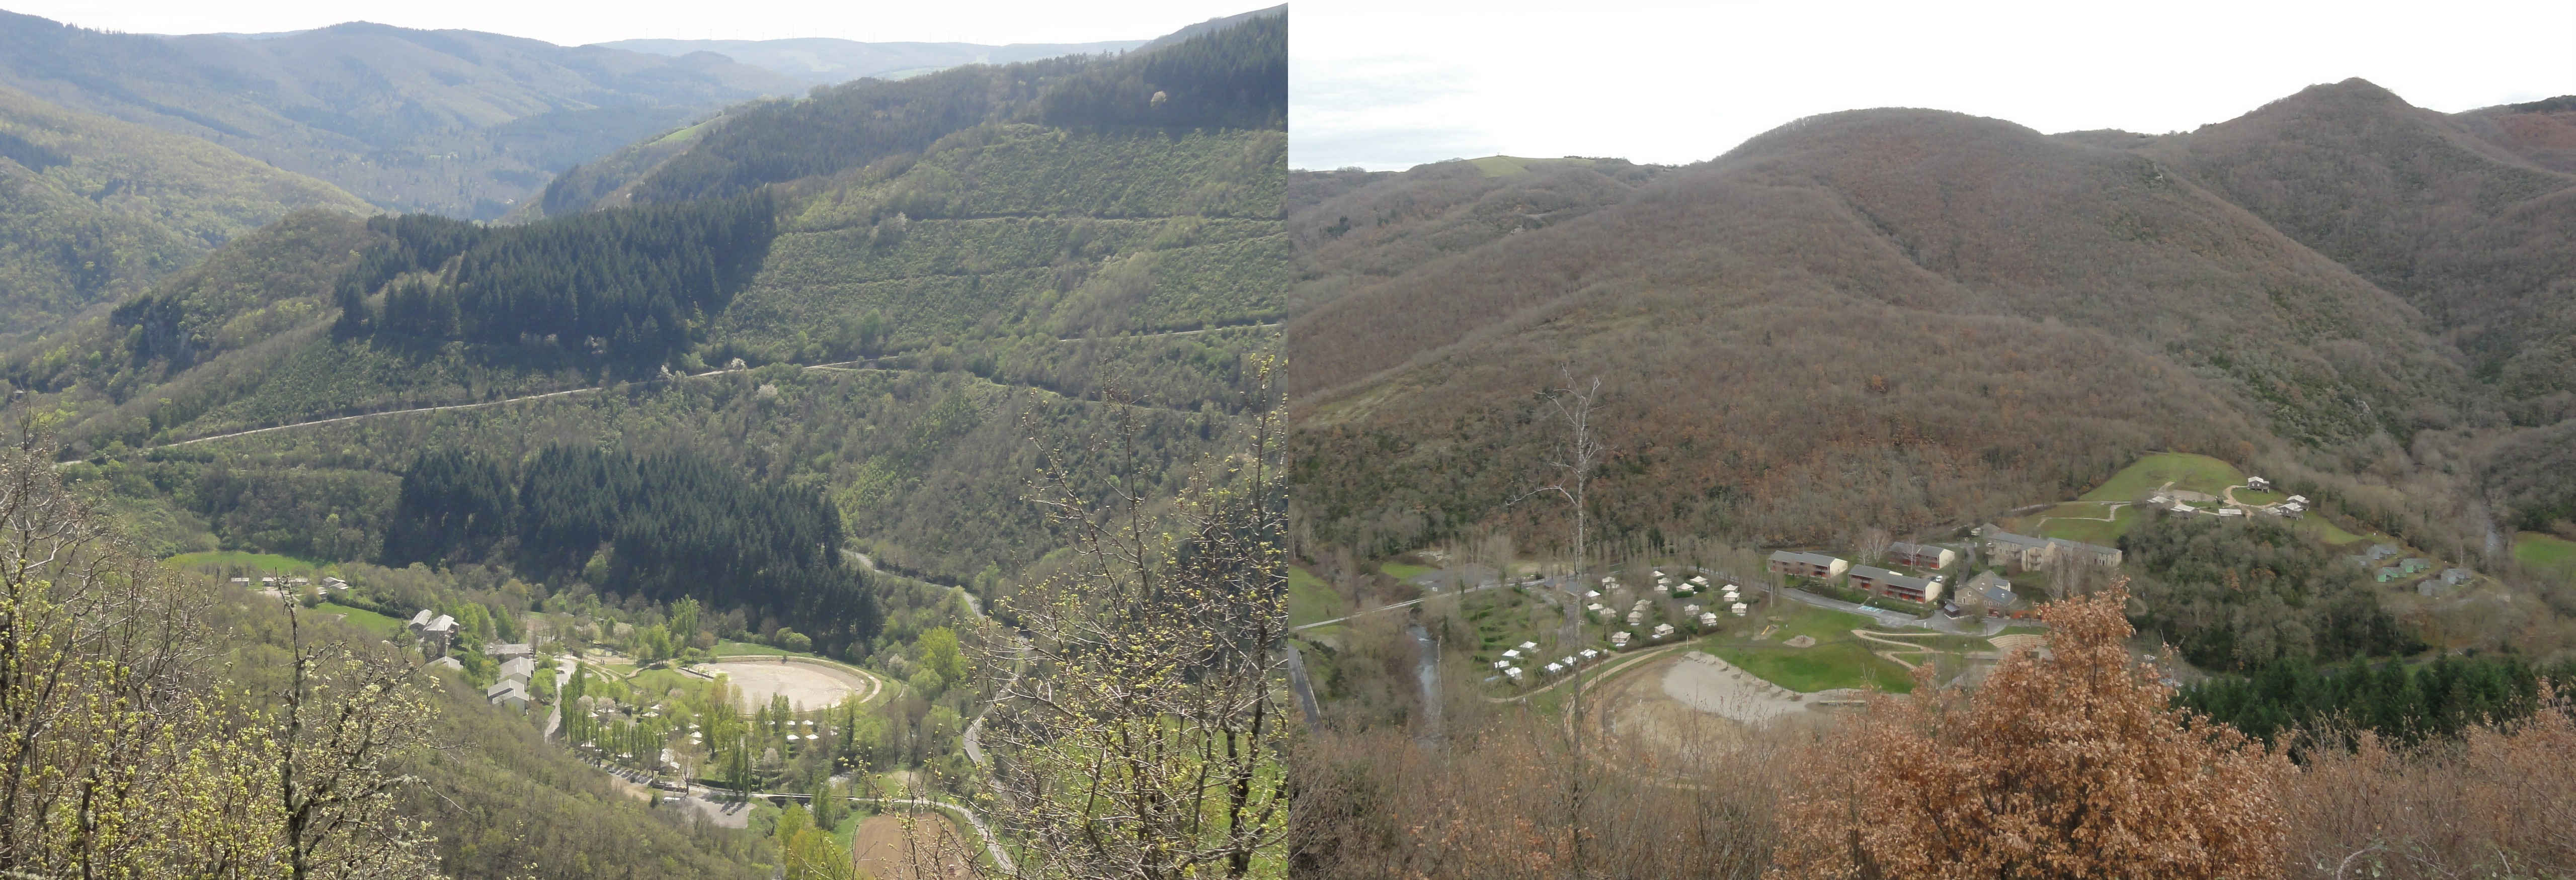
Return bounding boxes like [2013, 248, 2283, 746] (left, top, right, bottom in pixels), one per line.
[0, 11, 801, 218]
[0, 82, 370, 339]
[594, 37, 1148, 87]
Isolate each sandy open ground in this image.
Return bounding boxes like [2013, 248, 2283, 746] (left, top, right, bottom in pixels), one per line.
[1660, 651, 1813, 724]
[1587, 652, 1831, 778]
[852, 814, 975, 880]
[703, 660, 872, 712]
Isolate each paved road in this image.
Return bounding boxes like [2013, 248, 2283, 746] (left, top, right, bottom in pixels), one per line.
[1056, 321, 1280, 342]
[1292, 569, 1532, 631]
[75, 336, 1192, 461]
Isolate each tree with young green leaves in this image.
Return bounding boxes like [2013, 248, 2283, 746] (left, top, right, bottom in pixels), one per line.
[968, 362, 1290, 879]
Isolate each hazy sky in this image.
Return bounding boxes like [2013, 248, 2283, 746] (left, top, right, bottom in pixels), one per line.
[1294, 0, 2576, 170]
[10, 0, 1262, 46]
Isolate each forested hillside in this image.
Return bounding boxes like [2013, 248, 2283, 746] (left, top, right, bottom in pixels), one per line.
[2141, 79, 2576, 425]
[596, 36, 1147, 87]
[0, 85, 369, 338]
[1287, 103, 2468, 556]
[11, 5, 1287, 597]
[0, 11, 797, 217]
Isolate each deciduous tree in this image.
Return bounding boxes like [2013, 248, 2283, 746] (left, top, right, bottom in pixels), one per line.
[1770, 585, 2289, 880]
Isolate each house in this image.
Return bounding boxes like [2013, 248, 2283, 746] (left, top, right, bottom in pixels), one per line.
[1982, 527, 2122, 571]
[483, 643, 534, 661]
[1960, 570, 2017, 610]
[408, 612, 458, 657]
[1849, 565, 1943, 603]
[2398, 558, 2431, 574]
[2366, 544, 2400, 561]
[1730, 602, 1749, 616]
[2440, 568, 2473, 586]
[1886, 542, 1957, 570]
[485, 679, 530, 711]
[2286, 495, 2309, 505]
[1982, 528, 2053, 569]
[1766, 551, 1849, 580]
[1609, 631, 1633, 648]
[499, 657, 538, 683]
[2246, 476, 2272, 491]
[1580, 649, 1601, 662]
[1544, 663, 1565, 675]
[1625, 610, 1646, 626]
[1698, 612, 1720, 627]
[2376, 567, 2403, 583]
[1650, 623, 1676, 640]
[321, 576, 347, 589]
[429, 656, 464, 672]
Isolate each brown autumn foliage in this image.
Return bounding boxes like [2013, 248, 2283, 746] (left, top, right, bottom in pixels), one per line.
[1769, 586, 2290, 880]
[2150, 79, 2576, 423]
[1283, 101, 2500, 557]
[2277, 690, 2576, 878]
[1292, 715, 1787, 880]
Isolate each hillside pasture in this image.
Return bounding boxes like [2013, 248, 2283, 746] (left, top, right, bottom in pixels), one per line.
[2079, 452, 2248, 502]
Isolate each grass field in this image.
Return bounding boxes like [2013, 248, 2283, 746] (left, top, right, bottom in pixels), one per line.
[2518, 533, 2576, 578]
[1701, 602, 1915, 693]
[2079, 453, 2247, 502]
[165, 550, 322, 573]
[315, 602, 402, 637]
[2292, 516, 2370, 548]
[1289, 566, 1344, 627]
[2030, 503, 2146, 546]
[2234, 488, 2287, 506]
[712, 640, 802, 657]
[1379, 562, 1435, 581]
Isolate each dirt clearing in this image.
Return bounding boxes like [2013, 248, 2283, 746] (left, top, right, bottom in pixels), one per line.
[703, 660, 871, 711]
[852, 813, 975, 879]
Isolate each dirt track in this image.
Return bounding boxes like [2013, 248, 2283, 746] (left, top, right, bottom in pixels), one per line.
[703, 659, 876, 711]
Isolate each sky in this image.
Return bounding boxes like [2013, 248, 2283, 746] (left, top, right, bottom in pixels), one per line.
[1292, 0, 2576, 170]
[8, 0, 1265, 46]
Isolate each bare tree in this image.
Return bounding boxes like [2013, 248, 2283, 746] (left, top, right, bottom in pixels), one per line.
[1506, 365, 1608, 878]
[963, 363, 1290, 879]
[1858, 526, 1893, 567]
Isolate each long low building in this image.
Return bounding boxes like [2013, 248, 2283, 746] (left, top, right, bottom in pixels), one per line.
[1981, 525, 2121, 571]
[1886, 541, 1956, 570]
[1850, 565, 1943, 603]
[1767, 550, 1849, 580]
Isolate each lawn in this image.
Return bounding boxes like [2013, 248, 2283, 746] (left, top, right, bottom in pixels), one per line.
[2079, 453, 2247, 502]
[2234, 488, 2286, 506]
[1692, 601, 1916, 693]
[1289, 566, 1344, 627]
[712, 640, 803, 657]
[165, 550, 323, 573]
[1708, 640, 1915, 693]
[2518, 533, 2576, 579]
[1379, 562, 1436, 581]
[1461, 589, 1552, 662]
[316, 602, 401, 637]
[2031, 503, 2145, 546]
[2292, 515, 2370, 548]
